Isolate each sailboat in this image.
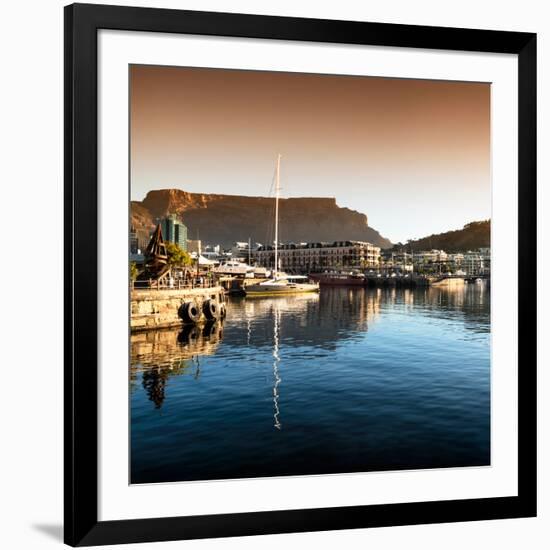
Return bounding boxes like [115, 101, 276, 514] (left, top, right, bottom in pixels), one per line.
[244, 154, 320, 297]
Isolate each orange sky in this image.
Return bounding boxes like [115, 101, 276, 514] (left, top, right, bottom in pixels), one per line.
[130, 65, 490, 243]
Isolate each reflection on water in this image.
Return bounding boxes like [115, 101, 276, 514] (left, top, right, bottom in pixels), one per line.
[272, 307, 281, 430]
[130, 321, 224, 409]
[131, 284, 490, 484]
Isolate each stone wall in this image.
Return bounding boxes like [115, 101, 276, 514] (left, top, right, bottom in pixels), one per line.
[131, 286, 225, 331]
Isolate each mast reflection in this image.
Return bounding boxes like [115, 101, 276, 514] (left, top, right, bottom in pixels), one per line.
[131, 285, 489, 411]
[272, 305, 282, 430]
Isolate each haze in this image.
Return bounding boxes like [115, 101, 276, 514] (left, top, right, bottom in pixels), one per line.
[130, 65, 490, 243]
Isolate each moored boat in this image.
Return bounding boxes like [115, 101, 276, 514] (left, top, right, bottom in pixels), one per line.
[212, 260, 254, 277]
[309, 271, 366, 287]
[244, 154, 319, 297]
[429, 275, 466, 288]
[245, 274, 319, 296]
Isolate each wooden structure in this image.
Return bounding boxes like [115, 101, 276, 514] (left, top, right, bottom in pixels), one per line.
[134, 224, 170, 288]
[144, 224, 168, 273]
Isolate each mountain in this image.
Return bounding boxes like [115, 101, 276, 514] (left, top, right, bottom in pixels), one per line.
[131, 189, 392, 249]
[397, 220, 490, 253]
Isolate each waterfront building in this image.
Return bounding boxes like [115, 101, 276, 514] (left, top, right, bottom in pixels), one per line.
[129, 228, 145, 266]
[130, 226, 139, 254]
[231, 240, 262, 262]
[463, 249, 491, 276]
[130, 225, 150, 254]
[231, 241, 251, 260]
[130, 252, 145, 266]
[381, 251, 414, 273]
[186, 239, 202, 256]
[254, 240, 381, 272]
[447, 253, 465, 269]
[411, 249, 449, 273]
[160, 214, 188, 251]
[206, 244, 221, 254]
[380, 248, 490, 276]
[413, 249, 448, 264]
[479, 248, 491, 275]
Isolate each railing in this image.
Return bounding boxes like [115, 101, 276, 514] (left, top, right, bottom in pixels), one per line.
[131, 278, 219, 291]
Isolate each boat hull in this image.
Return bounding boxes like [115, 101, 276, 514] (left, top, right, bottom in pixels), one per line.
[309, 274, 366, 286]
[244, 283, 319, 297]
[429, 277, 466, 288]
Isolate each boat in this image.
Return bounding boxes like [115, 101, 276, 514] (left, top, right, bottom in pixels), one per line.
[244, 154, 319, 297]
[212, 260, 255, 277]
[429, 275, 466, 288]
[245, 273, 320, 296]
[309, 271, 366, 287]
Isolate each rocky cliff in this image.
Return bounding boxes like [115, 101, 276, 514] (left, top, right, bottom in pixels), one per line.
[131, 189, 392, 249]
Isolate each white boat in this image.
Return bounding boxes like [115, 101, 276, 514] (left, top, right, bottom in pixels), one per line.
[212, 260, 254, 277]
[245, 273, 320, 296]
[252, 266, 270, 278]
[245, 154, 319, 297]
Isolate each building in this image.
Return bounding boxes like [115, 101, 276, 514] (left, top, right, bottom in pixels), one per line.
[203, 244, 221, 255]
[380, 251, 414, 273]
[130, 226, 139, 254]
[231, 241, 251, 260]
[409, 248, 490, 275]
[254, 240, 381, 272]
[413, 249, 448, 265]
[130, 225, 150, 255]
[186, 239, 202, 256]
[231, 241, 262, 262]
[463, 249, 491, 275]
[160, 214, 187, 251]
[447, 253, 464, 267]
[479, 248, 491, 275]
[409, 249, 449, 273]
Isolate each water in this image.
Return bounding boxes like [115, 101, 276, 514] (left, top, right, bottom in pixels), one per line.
[130, 284, 490, 484]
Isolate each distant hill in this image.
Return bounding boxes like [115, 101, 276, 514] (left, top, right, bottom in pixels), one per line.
[396, 220, 490, 253]
[131, 189, 392, 249]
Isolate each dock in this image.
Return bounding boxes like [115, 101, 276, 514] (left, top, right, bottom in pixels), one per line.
[311, 273, 476, 288]
[131, 285, 226, 332]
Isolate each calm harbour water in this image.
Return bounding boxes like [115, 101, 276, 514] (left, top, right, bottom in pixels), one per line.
[130, 284, 490, 484]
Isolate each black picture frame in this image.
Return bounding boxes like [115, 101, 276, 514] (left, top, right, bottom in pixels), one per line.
[64, 3, 537, 546]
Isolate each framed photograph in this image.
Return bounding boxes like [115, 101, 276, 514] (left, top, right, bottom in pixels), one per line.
[64, 3, 537, 546]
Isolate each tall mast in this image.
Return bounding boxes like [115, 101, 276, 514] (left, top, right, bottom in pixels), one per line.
[274, 153, 281, 276]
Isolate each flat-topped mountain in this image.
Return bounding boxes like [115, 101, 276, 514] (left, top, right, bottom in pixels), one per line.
[131, 189, 392, 249]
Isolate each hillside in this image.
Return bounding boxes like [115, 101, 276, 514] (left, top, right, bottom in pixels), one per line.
[398, 220, 490, 253]
[131, 189, 392, 249]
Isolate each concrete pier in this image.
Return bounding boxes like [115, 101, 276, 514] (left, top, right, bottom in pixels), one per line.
[363, 274, 468, 288]
[131, 286, 226, 332]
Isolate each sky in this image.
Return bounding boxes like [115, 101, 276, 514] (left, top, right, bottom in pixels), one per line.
[130, 65, 490, 244]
